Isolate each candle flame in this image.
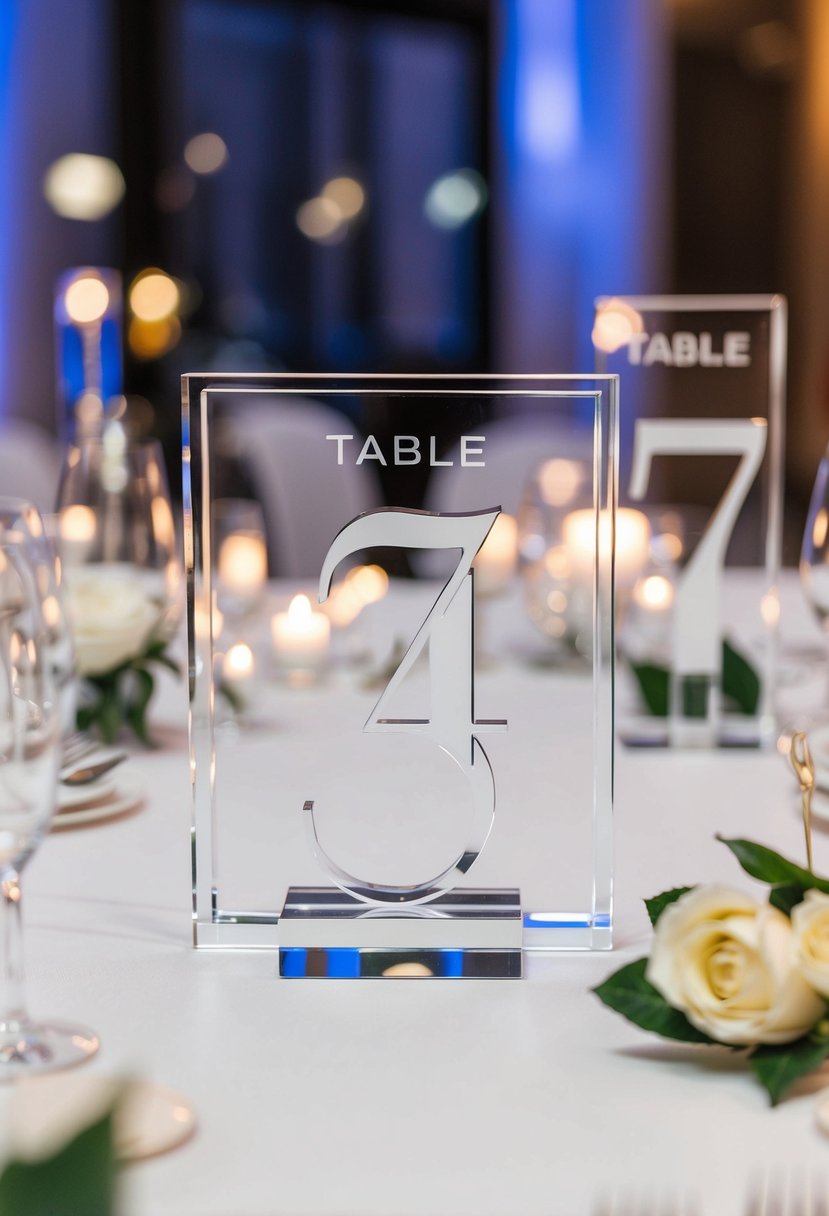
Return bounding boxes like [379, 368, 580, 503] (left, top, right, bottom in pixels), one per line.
[288, 594, 312, 623]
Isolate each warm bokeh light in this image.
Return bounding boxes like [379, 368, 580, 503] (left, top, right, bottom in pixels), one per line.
[563, 507, 651, 586]
[544, 546, 571, 581]
[129, 270, 180, 322]
[344, 564, 389, 606]
[634, 574, 674, 611]
[537, 458, 583, 507]
[813, 507, 829, 550]
[184, 132, 228, 175]
[128, 316, 182, 359]
[592, 298, 644, 354]
[325, 582, 363, 628]
[761, 591, 781, 628]
[424, 169, 487, 229]
[224, 642, 255, 680]
[217, 531, 267, 599]
[64, 275, 110, 325]
[296, 196, 346, 243]
[43, 153, 125, 220]
[321, 176, 366, 220]
[151, 495, 175, 549]
[474, 513, 518, 595]
[42, 595, 62, 630]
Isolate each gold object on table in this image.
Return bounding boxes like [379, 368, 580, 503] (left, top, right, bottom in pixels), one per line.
[789, 730, 815, 873]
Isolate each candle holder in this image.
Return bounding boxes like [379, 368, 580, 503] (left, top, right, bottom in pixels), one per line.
[184, 373, 618, 970]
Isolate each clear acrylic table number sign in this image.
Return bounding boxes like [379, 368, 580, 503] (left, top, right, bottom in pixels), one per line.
[183, 375, 618, 976]
[593, 296, 786, 749]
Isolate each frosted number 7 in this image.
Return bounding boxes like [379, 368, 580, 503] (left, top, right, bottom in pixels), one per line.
[629, 418, 767, 738]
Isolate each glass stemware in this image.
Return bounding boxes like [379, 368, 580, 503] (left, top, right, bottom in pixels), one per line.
[56, 427, 181, 635]
[800, 443, 829, 711]
[0, 498, 77, 736]
[0, 515, 98, 1076]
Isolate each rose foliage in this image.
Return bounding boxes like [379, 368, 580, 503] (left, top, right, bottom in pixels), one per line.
[594, 837, 829, 1105]
[65, 565, 180, 745]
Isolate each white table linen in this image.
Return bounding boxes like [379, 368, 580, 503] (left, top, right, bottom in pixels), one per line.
[4, 570, 829, 1216]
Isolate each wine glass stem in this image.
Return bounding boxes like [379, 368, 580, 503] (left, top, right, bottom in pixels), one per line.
[0, 870, 29, 1034]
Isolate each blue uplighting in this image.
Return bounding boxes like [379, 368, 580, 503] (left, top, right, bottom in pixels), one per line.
[0, 1, 17, 416]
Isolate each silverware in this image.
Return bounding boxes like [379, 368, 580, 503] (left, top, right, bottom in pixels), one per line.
[789, 730, 816, 872]
[59, 734, 127, 786]
[60, 752, 127, 787]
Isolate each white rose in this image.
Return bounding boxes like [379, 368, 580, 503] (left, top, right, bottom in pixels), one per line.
[65, 564, 162, 677]
[646, 885, 825, 1045]
[791, 890, 829, 998]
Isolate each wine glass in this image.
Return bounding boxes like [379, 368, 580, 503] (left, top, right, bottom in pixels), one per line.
[0, 515, 98, 1076]
[0, 498, 77, 736]
[782, 443, 829, 764]
[56, 427, 182, 641]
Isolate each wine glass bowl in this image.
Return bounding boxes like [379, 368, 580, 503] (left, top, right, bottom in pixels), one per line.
[56, 429, 181, 639]
[0, 518, 98, 1075]
[801, 449, 829, 631]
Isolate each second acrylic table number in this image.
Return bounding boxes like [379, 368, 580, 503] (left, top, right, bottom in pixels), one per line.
[594, 295, 786, 749]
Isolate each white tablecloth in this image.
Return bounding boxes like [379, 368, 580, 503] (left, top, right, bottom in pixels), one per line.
[6, 571, 829, 1216]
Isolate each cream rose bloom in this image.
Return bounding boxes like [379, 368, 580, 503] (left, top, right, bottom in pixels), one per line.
[65, 564, 162, 677]
[791, 890, 829, 998]
[646, 885, 825, 1045]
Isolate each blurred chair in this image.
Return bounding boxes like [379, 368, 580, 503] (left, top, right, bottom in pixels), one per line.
[0, 419, 62, 513]
[423, 415, 594, 517]
[222, 396, 383, 579]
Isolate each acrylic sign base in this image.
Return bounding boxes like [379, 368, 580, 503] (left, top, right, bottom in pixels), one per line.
[277, 887, 523, 979]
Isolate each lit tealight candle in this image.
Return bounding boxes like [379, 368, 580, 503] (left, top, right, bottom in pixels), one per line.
[271, 594, 331, 682]
[631, 572, 675, 646]
[58, 504, 96, 565]
[217, 532, 267, 613]
[223, 641, 255, 696]
[473, 513, 518, 597]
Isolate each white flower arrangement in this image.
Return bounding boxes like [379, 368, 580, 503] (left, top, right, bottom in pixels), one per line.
[64, 564, 180, 744]
[594, 837, 829, 1104]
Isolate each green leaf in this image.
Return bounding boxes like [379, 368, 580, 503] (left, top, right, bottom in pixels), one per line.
[0, 1106, 116, 1216]
[628, 641, 760, 718]
[98, 684, 123, 745]
[593, 958, 717, 1044]
[769, 883, 807, 916]
[629, 662, 669, 717]
[125, 668, 156, 747]
[749, 1035, 829, 1106]
[722, 638, 761, 716]
[218, 680, 244, 713]
[718, 836, 829, 894]
[645, 886, 695, 926]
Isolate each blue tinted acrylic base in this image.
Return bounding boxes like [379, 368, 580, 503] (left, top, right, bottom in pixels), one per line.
[277, 887, 523, 979]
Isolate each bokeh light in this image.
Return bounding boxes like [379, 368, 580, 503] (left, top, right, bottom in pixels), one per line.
[592, 298, 644, 354]
[129, 269, 180, 322]
[321, 176, 366, 220]
[43, 153, 125, 221]
[184, 132, 228, 175]
[64, 275, 110, 325]
[296, 196, 346, 243]
[424, 169, 487, 229]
